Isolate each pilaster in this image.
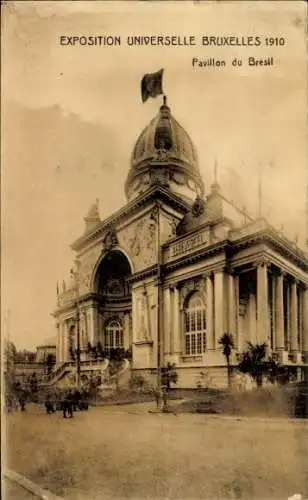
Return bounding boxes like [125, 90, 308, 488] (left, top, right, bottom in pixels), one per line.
[173, 284, 181, 354]
[163, 286, 171, 355]
[205, 273, 214, 350]
[214, 270, 224, 349]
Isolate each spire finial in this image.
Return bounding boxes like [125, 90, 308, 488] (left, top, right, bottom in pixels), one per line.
[163, 95, 167, 106]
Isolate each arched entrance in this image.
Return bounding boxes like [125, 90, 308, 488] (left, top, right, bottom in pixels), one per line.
[94, 250, 132, 352]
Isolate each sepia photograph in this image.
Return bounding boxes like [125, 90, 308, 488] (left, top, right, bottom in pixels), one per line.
[2, 1, 308, 499]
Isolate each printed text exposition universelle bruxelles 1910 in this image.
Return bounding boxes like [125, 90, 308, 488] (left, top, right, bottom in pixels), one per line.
[58, 34, 287, 47]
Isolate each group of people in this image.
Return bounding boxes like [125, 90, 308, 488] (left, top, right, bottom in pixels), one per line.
[44, 388, 89, 418]
[5, 381, 29, 412]
[5, 381, 90, 418]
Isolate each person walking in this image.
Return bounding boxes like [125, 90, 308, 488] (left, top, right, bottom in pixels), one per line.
[18, 388, 27, 412]
[45, 393, 55, 414]
[62, 391, 69, 418]
[66, 389, 74, 418]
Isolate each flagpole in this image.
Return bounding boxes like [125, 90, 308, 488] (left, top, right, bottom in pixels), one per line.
[72, 262, 81, 389]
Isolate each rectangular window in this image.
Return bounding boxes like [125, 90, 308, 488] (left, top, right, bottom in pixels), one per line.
[203, 331, 206, 351]
[191, 313, 196, 331]
[202, 311, 206, 330]
[185, 334, 190, 355]
[197, 311, 202, 330]
[197, 332, 202, 354]
[191, 334, 196, 355]
[185, 312, 190, 332]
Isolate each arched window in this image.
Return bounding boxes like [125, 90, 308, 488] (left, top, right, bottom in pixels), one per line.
[105, 319, 124, 351]
[184, 292, 206, 355]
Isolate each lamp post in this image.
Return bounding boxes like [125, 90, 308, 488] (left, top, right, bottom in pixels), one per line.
[155, 204, 163, 392]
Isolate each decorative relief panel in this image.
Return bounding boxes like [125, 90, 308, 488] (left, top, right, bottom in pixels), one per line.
[119, 212, 158, 272]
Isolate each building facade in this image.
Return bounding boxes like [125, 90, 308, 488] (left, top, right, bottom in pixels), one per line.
[54, 98, 308, 388]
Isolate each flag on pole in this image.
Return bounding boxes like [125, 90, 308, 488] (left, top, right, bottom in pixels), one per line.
[141, 69, 164, 103]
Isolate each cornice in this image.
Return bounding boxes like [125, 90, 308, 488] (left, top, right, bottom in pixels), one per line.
[127, 265, 158, 284]
[232, 231, 308, 272]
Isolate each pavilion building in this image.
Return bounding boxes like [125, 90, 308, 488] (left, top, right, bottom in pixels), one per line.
[53, 98, 308, 387]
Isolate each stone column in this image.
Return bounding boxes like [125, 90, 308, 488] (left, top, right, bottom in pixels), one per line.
[87, 307, 95, 345]
[169, 286, 174, 354]
[227, 271, 236, 339]
[173, 285, 181, 354]
[205, 273, 214, 350]
[164, 286, 171, 355]
[234, 274, 240, 350]
[290, 279, 298, 353]
[302, 286, 308, 362]
[83, 310, 89, 349]
[270, 273, 276, 350]
[257, 261, 269, 344]
[275, 272, 285, 352]
[123, 313, 130, 350]
[214, 270, 224, 349]
[248, 294, 256, 344]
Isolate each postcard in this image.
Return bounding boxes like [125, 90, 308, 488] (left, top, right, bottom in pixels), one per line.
[2, 1, 307, 499]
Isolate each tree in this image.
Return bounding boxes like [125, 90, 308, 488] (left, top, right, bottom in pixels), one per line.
[15, 350, 36, 363]
[219, 333, 234, 388]
[238, 342, 267, 387]
[161, 362, 178, 390]
[4, 340, 17, 405]
[4, 340, 16, 376]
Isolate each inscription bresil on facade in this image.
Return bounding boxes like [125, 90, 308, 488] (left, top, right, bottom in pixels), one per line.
[170, 229, 208, 258]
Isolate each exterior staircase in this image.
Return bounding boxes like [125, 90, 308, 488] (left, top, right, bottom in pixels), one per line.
[97, 359, 131, 395]
[41, 358, 109, 387]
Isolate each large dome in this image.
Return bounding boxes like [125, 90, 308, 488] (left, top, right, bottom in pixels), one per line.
[125, 98, 204, 202]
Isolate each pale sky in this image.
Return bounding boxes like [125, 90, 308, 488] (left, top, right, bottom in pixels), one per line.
[2, 0, 307, 350]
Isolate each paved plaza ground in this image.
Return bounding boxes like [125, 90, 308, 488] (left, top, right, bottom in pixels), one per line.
[4, 402, 308, 500]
